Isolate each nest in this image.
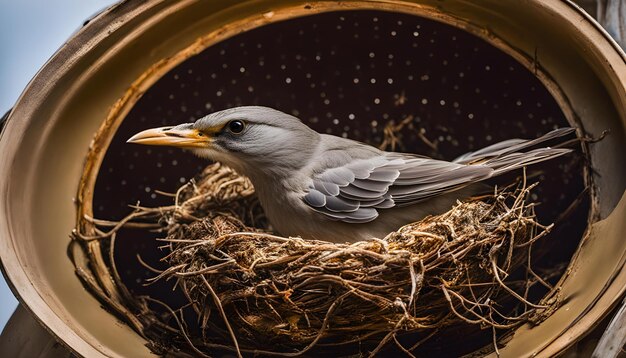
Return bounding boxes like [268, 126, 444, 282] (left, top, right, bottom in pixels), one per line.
[74, 162, 561, 357]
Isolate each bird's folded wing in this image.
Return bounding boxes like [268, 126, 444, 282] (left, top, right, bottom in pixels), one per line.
[303, 154, 494, 223]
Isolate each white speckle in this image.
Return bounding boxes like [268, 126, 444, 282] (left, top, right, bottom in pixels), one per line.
[348, 113, 355, 120]
[353, 78, 360, 84]
[332, 118, 339, 125]
[216, 90, 223, 97]
[485, 65, 491, 71]
[280, 64, 286, 70]
[285, 77, 292, 84]
[370, 78, 376, 84]
[374, 98, 381, 104]
[323, 99, 330, 105]
[247, 86, 254, 92]
[172, 160, 178, 166]
[263, 11, 275, 19]
[205, 102, 212, 109]
[145, 187, 151, 193]
[413, 31, 419, 37]
[420, 74, 429, 81]
[371, 120, 378, 127]
[468, 113, 474, 119]
[387, 78, 394, 84]
[516, 100, 522, 106]
[315, 55, 321, 61]
[179, 177, 186, 183]
[391, 31, 397, 36]
[369, 52, 375, 58]
[168, 94, 174, 100]
[421, 98, 428, 105]
[239, 67, 246, 73]
[439, 100, 446, 106]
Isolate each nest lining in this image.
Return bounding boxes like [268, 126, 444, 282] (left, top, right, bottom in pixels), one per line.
[75, 161, 560, 357]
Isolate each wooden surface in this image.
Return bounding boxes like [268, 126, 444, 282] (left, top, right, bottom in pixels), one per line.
[0, 305, 71, 358]
[597, 0, 626, 50]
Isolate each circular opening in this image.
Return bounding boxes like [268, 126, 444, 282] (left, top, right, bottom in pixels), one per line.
[85, 9, 589, 356]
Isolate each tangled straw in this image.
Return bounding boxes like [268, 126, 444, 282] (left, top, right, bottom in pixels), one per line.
[76, 162, 557, 357]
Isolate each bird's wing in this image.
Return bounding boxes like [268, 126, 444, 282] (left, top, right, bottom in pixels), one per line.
[303, 154, 494, 223]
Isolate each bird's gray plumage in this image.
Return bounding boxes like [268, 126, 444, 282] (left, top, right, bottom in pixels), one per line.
[128, 106, 576, 243]
[301, 128, 572, 225]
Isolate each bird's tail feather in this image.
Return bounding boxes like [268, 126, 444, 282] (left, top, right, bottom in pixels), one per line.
[453, 127, 576, 175]
[454, 128, 575, 163]
[484, 147, 572, 175]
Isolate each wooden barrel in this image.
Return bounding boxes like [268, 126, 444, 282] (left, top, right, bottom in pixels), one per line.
[0, 1, 624, 357]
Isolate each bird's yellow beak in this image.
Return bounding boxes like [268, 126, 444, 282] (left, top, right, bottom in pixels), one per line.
[127, 125, 211, 148]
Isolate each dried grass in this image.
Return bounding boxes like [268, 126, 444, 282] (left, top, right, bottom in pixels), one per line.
[73, 162, 559, 357]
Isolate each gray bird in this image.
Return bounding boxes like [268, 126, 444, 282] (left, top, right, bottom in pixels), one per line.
[128, 106, 574, 243]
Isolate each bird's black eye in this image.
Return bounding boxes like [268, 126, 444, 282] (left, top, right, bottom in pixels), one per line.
[227, 120, 245, 134]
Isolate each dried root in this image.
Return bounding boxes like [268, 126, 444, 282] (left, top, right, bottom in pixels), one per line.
[73, 163, 559, 357]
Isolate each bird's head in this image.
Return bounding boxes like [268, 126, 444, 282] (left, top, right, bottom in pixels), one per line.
[127, 106, 320, 177]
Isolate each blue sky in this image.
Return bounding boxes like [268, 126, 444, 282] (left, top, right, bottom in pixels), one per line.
[0, 0, 115, 330]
